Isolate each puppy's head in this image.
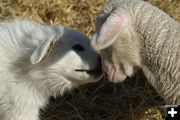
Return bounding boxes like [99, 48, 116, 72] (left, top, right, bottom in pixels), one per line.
[30, 26, 102, 94]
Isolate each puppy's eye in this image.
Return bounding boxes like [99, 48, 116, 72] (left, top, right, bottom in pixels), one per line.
[72, 44, 84, 51]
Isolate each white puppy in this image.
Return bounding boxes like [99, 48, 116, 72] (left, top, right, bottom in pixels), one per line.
[0, 19, 102, 120]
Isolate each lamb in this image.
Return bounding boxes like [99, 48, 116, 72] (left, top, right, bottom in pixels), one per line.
[0, 19, 102, 120]
[91, 0, 180, 104]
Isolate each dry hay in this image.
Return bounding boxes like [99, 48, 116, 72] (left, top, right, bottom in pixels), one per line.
[0, 0, 179, 120]
[0, 0, 109, 37]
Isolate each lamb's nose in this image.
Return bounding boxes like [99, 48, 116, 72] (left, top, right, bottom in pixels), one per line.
[104, 72, 108, 78]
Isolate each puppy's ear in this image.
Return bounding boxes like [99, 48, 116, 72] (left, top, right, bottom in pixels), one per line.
[30, 36, 59, 64]
[91, 12, 127, 51]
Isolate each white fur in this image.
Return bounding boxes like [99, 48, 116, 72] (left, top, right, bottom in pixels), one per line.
[0, 19, 102, 120]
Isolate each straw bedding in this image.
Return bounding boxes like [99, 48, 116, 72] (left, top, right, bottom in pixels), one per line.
[0, 0, 179, 120]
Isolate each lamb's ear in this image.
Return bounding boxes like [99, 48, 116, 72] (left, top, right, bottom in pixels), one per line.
[30, 37, 59, 64]
[92, 13, 126, 51]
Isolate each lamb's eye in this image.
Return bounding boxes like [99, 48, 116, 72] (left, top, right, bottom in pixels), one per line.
[72, 44, 84, 51]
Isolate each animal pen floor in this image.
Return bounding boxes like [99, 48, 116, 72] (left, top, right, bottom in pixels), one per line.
[0, 0, 179, 120]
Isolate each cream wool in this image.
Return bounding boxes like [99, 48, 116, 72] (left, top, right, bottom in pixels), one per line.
[91, 0, 180, 104]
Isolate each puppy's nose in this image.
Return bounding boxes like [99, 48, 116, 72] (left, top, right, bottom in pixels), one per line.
[97, 55, 102, 68]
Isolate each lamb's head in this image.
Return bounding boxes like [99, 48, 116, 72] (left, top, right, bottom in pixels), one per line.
[29, 26, 102, 95]
[91, 7, 141, 83]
